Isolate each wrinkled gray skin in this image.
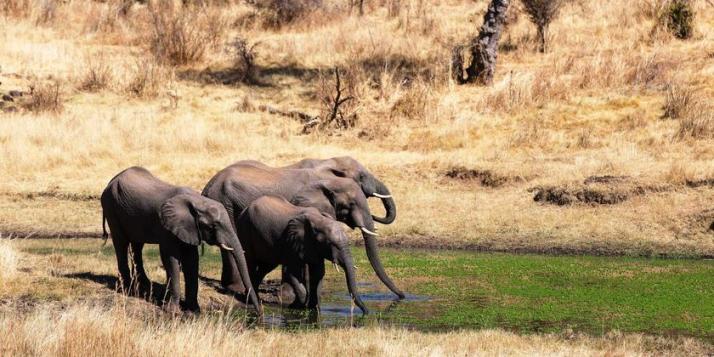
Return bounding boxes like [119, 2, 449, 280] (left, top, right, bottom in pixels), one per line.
[202, 159, 404, 307]
[285, 157, 397, 225]
[101, 167, 261, 314]
[237, 195, 368, 314]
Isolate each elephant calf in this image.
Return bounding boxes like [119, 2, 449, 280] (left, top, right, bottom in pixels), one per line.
[101, 167, 261, 314]
[236, 195, 369, 314]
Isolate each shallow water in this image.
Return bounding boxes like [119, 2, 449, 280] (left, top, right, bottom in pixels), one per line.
[259, 282, 431, 329]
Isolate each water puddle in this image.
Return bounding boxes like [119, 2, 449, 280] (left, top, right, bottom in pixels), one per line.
[256, 282, 431, 329]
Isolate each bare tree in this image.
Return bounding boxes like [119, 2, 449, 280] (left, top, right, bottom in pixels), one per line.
[520, 0, 564, 53]
[451, 0, 510, 85]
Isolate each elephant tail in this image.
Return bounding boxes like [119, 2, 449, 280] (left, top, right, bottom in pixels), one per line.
[102, 213, 109, 245]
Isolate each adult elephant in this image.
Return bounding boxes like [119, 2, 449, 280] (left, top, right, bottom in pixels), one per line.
[284, 156, 396, 225]
[101, 166, 261, 314]
[237, 195, 369, 314]
[202, 160, 405, 303]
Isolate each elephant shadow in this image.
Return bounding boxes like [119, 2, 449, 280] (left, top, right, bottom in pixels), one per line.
[64, 272, 169, 308]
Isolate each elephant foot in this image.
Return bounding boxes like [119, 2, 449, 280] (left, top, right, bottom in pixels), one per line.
[163, 301, 182, 316]
[180, 301, 201, 314]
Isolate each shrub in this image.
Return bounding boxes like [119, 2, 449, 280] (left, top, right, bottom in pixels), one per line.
[229, 37, 260, 84]
[77, 55, 113, 92]
[520, 0, 564, 53]
[125, 58, 171, 99]
[666, 0, 694, 39]
[662, 84, 696, 119]
[24, 81, 64, 113]
[148, 1, 226, 65]
[676, 111, 714, 141]
[254, 0, 322, 28]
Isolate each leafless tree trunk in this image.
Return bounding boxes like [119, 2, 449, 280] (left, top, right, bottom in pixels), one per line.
[452, 0, 510, 85]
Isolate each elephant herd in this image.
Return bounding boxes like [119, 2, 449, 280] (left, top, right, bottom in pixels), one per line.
[100, 157, 402, 315]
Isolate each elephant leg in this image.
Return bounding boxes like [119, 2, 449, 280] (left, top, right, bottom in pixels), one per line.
[112, 238, 132, 293]
[181, 245, 200, 313]
[130, 242, 151, 297]
[159, 244, 182, 312]
[283, 264, 308, 308]
[250, 263, 275, 296]
[220, 249, 244, 294]
[307, 261, 325, 310]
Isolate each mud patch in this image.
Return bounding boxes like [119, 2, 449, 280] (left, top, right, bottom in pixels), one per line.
[444, 166, 524, 188]
[530, 176, 671, 206]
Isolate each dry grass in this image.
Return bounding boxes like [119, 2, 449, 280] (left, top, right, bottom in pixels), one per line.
[0, 240, 19, 286]
[0, 0, 713, 257]
[1, 304, 710, 356]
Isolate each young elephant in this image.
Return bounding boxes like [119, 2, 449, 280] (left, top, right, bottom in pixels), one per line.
[101, 167, 261, 314]
[237, 195, 368, 314]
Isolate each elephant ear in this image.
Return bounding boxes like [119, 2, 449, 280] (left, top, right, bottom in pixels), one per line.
[160, 194, 202, 246]
[285, 214, 315, 260]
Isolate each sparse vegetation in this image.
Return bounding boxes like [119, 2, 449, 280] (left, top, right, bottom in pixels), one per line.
[2, 0, 714, 352]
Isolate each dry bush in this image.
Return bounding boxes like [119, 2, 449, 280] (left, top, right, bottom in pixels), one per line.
[314, 68, 359, 132]
[77, 55, 114, 92]
[125, 58, 172, 99]
[35, 0, 59, 25]
[23, 81, 64, 113]
[0, 240, 19, 286]
[229, 37, 260, 84]
[148, 1, 227, 65]
[0, 0, 32, 18]
[253, 0, 322, 28]
[662, 84, 698, 119]
[676, 110, 714, 141]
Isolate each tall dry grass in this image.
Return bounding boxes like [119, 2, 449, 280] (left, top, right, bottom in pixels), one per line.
[1, 0, 714, 255]
[0, 304, 709, 356]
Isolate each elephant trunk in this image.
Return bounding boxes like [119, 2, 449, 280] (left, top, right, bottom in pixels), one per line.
[371, 178, 396, 225]
[223, 239, 262, 315]
[337, 245, 368, 315]
[357, 214, 405, 299]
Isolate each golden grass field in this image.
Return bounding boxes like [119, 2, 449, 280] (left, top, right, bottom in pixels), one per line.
[1, 0, 714, 354]
[2, 0, 714, 257]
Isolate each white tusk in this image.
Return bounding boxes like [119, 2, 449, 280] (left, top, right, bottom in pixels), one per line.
[353, 265, 358, 270]
[360, 227, 379, 236]
[333, 262, 340, 272]
[219, 243, 234, 251]
[372, 193, 392, 199]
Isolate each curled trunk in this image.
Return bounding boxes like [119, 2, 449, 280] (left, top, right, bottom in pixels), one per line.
[371, 178, 397, 224]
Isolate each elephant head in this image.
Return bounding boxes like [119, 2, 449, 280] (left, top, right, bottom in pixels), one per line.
[292, 178, 405, 299]
[286, 209, 368, 314]
[160, 193, 262, 314]
[317, 157, 396, 225]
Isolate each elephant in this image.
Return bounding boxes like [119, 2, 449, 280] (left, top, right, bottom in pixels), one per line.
[202, 160, 405, 306]
[236, 195, 368, 314]
[284, 156, 397, 225]
[101, 166, 261, 314]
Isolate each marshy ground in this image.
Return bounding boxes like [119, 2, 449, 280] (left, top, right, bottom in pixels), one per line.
[4, 239, 713, 342]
